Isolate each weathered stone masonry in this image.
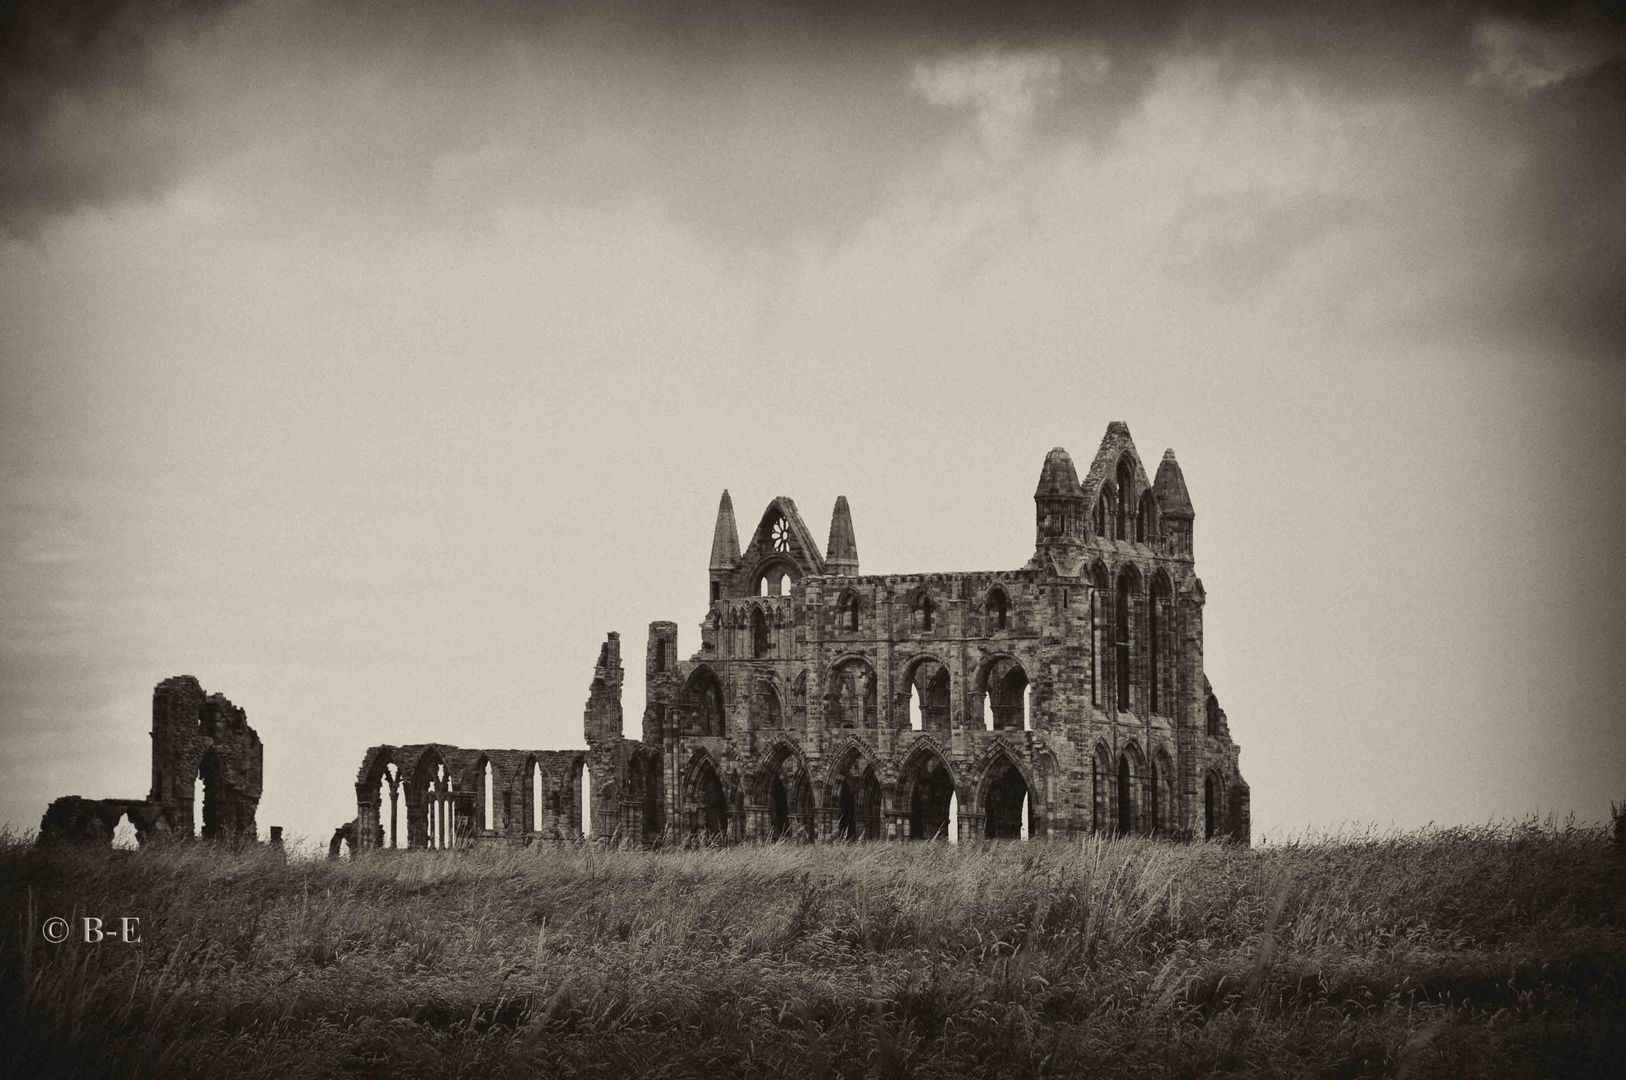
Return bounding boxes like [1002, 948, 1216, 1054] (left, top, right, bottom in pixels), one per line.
[39, 676, 264, 845]
[347, 423, 1249, 850]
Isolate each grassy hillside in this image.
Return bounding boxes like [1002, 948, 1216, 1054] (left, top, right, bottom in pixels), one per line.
[2, 822, 1623, 1078]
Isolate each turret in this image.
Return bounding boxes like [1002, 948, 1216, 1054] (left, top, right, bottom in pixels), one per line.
[708, 490, 740, 603]
[1153, 449, 1194, 558]
[825, 495, 859, 575]
[1033, 446, 1086, 558]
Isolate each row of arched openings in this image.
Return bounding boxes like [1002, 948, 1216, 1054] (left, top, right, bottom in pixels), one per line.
[372, 755, 595, 848]
[1091, 745, 1229, 838]
[687, 745, 1035, 844]
[1092, 457, 1157, 543]
[837, 586, 1012, 635]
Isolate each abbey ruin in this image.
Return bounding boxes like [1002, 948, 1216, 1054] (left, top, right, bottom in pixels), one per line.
[346, 422, 1250, 850]
[39, 676, 264, 846]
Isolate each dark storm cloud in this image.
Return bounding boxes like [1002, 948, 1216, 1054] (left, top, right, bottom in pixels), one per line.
[0, 0, 232, 236]
[1, 0, 1621, 347]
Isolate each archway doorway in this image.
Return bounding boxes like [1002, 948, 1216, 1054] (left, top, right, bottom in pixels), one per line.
[834, 755, 882, 840]
[691, 758, 727, 840]
[983, 757, 1032, 839]
[902, 750, 955, 840]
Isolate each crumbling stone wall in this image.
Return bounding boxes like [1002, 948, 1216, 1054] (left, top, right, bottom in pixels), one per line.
[343, 422, 1251, 850]
[39, 676, 265, 846]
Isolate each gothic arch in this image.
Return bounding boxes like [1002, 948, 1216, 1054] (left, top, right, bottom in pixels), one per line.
[972, 653, 1031, 732]
[1149, 569, 1174, 716]
[1149, 745, 1176, 836]
[906, 585, 938, 633]
[1203, 768, 1226, 840]
[683, 747, 729, 841]
[984, 584, 1011, 632]
[1116, 740, 1146, 836]
[836, 587, 862, 633]
[973, 741, 1035, 840]
[1114, 564, 1144, 712]
[826, 736, 882, 841]
[752, 556, 800, 597]
[898, 652, 952, 732]
[1091, 740, 1115, 833]
[750, 604, 771, 658]
[756, 738, 814, 841]
[682, 665, 727, 737]
[827, 655, 877, 728]
[626, 745, 664, 842]
[897, 737, 958, 841]
[1137, 490, 1158, 543]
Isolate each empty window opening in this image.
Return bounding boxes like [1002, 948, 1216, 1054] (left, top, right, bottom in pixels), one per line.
[1115, 574, 1134, 710]
[1090, 584, 1103, 708]
[838, 591, 860, 632]
[984, 659, 1029, 732]
[426, 762, 452, 850]
[532, 761, 544, 833]
[194, 751, 221, 840]
[915, 594, 935, 632]
[379, 763, 401, 849]
[908, 661, 949, 732]
[989, 589, 1009, 630]
[655, 639, 666, 672]
[948, 791, 959, 845]
[482, 760, 494, 832]
[1115, 459, 1134, 540]
[112, 813, 138, 851]
[582, 762, 594, 838]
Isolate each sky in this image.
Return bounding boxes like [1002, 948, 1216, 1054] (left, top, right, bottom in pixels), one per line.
[2, 0, 1623, 847]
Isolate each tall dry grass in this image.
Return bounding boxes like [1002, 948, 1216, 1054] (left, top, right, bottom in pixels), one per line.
[1, 820, 1623, 1078]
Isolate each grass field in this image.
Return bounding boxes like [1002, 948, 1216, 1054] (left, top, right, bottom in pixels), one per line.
[2, 821, 1624, 1078]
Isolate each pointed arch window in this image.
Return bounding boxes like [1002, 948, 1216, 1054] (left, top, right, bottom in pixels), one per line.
[1115, 459, 1134, 540]
[914, 593, 936, 633]
[1150, 575, 1172, 716]
[837, 590, 860, 633]
[751, 607, 770, 659]
[988, 588, 1009, 631]
[1115, 572, 1135, 710]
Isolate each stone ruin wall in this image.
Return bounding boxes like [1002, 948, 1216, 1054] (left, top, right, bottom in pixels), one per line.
[38, 675, 265, 846]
